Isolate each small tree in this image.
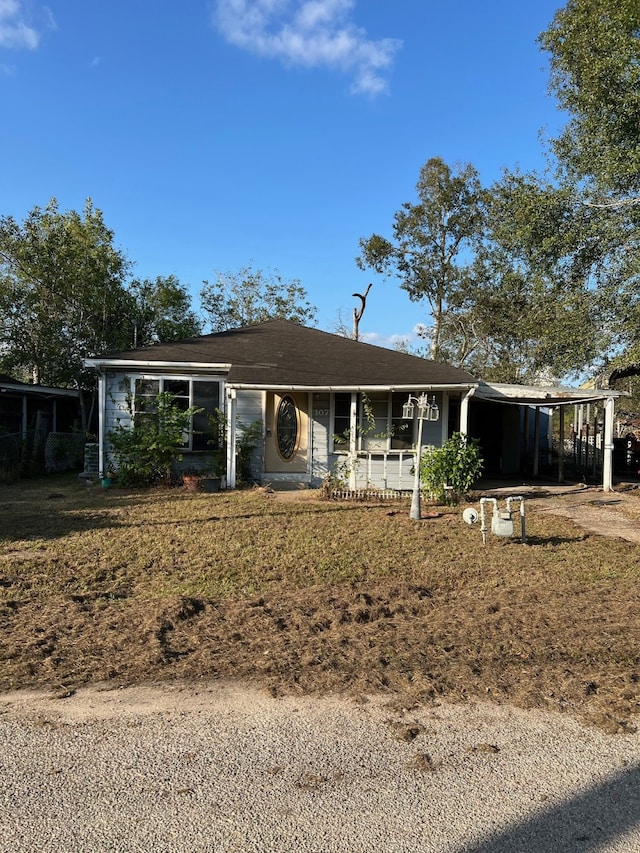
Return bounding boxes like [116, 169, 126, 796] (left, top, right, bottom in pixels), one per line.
[109, 392, 202, 487]
[420, 432, 483, 505]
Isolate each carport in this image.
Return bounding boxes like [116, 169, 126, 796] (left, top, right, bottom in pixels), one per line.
[469, 382, 626, 492]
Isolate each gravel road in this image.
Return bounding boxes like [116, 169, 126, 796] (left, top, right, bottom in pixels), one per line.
[1, 681, 639, 852]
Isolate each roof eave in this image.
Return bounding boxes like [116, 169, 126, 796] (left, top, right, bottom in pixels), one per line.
[226, 382, 479, 392]
[84, 358, 232, 373]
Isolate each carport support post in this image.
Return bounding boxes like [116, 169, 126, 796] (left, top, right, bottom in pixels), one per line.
[603, 396, 615, 492]
[533, 407, 540, 477]
[558, 406, 565, 484]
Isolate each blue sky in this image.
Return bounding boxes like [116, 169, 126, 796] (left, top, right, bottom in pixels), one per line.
[2, 0, 566, 348]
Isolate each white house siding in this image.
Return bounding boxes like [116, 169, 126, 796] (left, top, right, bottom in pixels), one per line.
[235, 390, 264, 482]
[319, 392, 449, 492]
[310, 392, 331, 485]
[102, 373, 132, 469]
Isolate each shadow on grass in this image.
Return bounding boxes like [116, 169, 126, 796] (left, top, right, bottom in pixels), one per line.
[0, 484, 139, 541]
[523, 534, 588, 546]
[461, 762, 640, 852]
[0, 480, 409, 542]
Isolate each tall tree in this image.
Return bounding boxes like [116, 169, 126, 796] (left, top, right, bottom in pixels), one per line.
[0, 198, 132, 389]
[467, 169, 615, 382]
[539, 0, 640, 382]
[200, 264, 317, 332]
[540, 0, 640, 198]
[128, 275, 202, 347]
[356, 157, 486, 360]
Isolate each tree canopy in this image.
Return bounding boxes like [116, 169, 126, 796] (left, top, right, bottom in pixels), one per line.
[357, 158, 610, 381]
[356, 2, 640, 384]
[539, 0, 640, 384]
[357, 157, 486, 361]
[128, 275, 203, 347]
[540, 0, 640, 197]
[200, 264, 317, 332]
[0, 198, 132, 389]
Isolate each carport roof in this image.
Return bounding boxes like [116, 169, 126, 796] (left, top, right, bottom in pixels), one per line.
[475, 381, 626, 406]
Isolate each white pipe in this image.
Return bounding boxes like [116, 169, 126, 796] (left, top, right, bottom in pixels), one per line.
[480, 497, 498, 545]
[506, 496, 526, 543]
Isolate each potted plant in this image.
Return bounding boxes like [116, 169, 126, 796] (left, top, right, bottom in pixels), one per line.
[100, 469, 116, 489]
[181, 467, 202, 492]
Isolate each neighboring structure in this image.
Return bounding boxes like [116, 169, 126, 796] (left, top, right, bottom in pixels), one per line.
[0, 374, 83, 476]
[0, 374, 81, 436]
[85, 321, 624, 492]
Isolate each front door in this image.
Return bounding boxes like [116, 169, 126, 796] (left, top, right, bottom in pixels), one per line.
[264, 392, 309, 473]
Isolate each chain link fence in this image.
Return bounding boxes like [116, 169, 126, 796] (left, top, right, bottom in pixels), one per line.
[0, 430, 85, 483]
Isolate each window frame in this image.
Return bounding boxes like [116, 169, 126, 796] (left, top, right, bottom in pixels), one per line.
[330, 391, 415, 454]
[130, 374, 224, 452]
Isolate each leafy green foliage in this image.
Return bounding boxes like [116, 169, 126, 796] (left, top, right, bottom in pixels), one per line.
[128, 275, 202, 346]
[108, 392, 203, 487]
[357, 158, 485, 361]
[200, 263, 317, 332]
[235, 419, 264, 485]
[0, 198, 132, 389]
[419, 432, 483, 505]
[536, 0, 640, 384]
[464, 168, 613, 382]
[540, 0, 640, 196]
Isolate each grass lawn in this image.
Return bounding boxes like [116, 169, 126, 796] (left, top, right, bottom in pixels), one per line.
[1, 474, 639, 731]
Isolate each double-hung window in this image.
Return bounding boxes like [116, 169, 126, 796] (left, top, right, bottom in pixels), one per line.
[133, 377, 222, 452]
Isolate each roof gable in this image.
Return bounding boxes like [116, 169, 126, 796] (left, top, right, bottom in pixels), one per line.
[96, 320, 478, 388]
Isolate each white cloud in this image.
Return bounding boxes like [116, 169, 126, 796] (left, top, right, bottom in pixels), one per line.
[211, 0, 401, 96]
[0, 0, 39, 49]
[0, 0, 56, 50]
[359, 324, 430, 352]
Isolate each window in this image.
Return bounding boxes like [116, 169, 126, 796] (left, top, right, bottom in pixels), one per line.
[361, 393, 390, 451]
[276, 395, 299, 459]
[333, 393, 352, 447]
[331, 392, 414, 453]
[133, 376, 222, 452]
[391, 394, 414, 449]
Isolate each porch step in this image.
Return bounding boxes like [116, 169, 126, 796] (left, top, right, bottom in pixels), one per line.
[262, 475, 312, 491]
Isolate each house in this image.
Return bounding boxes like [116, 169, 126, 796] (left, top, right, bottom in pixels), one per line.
[85, 320, 624, 492]
[85, 320, 477, 491]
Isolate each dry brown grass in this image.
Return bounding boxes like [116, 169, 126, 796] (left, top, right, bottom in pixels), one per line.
[1, 475, 640, 732]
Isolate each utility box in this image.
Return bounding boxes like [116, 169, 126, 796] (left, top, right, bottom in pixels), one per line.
[491, 511, 514, 537]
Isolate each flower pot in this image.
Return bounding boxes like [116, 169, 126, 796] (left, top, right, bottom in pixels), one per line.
[182, 475, 201, 492]
[201, 476, 221, 493]
[101, 476, 114, 489]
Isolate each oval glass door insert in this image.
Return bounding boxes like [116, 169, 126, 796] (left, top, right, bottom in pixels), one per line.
[276, 395, 299, 460]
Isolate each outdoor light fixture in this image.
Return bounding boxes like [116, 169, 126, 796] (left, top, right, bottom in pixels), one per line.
[404, 393, 440, 520]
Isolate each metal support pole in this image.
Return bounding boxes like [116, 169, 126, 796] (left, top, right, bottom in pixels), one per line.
[410, 414, 424, 520]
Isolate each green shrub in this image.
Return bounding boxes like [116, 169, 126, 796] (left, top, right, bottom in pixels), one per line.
[109, 392, 203, 487]
[419, 432, 483, 505]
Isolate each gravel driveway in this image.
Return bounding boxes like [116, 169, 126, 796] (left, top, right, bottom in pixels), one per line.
[1, 681, 640, 852]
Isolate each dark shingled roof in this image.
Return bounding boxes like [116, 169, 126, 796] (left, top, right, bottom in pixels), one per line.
[102, 320, 478, 388]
